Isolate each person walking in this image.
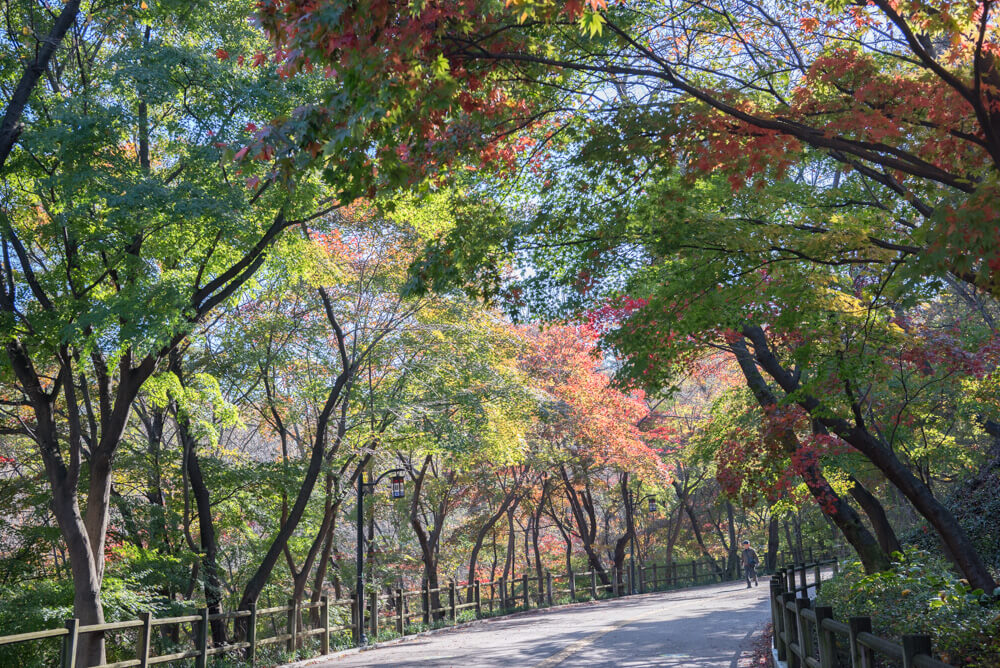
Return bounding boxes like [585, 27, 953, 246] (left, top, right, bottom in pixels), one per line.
[741, 540, 759, 588]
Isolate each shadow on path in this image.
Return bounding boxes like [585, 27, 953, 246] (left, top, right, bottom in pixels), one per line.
[298, 578, 773, 668]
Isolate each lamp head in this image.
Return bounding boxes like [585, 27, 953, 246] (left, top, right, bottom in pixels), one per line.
[391, 475, 405, 499]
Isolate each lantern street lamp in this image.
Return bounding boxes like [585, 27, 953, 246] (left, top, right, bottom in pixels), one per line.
[356, 467, 406, 646]
[627, 490, 661, 594]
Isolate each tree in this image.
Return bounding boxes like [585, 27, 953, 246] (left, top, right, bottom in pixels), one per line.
[260, 0, 999, 297]
[0, 0, 82, 168]
[0, 2, 333, 659]
[520, 324, 670, 581]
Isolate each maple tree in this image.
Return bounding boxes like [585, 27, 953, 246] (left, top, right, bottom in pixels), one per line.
[4, 0, 1000, 660]
[260, 0, 999, 296]
[395, 103, 1000, 589]
[518, 324, 670, 581]
[0, 0, 344, 660]
[491, 170, 999, 587]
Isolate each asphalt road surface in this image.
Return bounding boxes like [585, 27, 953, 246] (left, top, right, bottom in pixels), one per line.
[305, 578, 772, 668]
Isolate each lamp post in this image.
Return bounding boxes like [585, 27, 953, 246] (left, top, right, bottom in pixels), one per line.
[356, 467, 406, 646]
[628, 490, 659, 594]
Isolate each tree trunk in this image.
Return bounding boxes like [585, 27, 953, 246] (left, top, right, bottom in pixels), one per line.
[235, 370, 354, 633]
[530, 481, 549, 588]
[309, 492, 344, 623]
[663, 505, 684, 569]
[726, 502, 738, 578]
[743, 324, 996, 590]
[766, 514, 780, 572]
[172, 354, 227, 644]
[672, 480, 723, 573]
[468, 492, 519, 599]
[731, 337, 890, 572]
[489, 529, 499, 584]
[503, 507, 516, 581]
[52, 484, 106, 665]
[561, 467, 610, 584]
[794, 511, 804, 561]
[184, 437, 226, 643]
[847, 476, 902, 556]
[0, 1, 82, 168]
[783, 519, 796, 563]
[409, 455, 450, 619]
[613, 474, 635, 574]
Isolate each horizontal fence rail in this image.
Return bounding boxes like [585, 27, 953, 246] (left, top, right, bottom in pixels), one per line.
[769, 561, 955, 668]
[0, 550, 843, 667]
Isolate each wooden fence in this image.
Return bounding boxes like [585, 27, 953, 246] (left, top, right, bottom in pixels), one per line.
[0, 551, 834, 667]
[770, 561, 955, 668]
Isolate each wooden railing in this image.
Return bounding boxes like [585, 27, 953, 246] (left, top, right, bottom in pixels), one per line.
[0, 597, 348, 668]
[0, 551, 838, 667]
[769, 561, 955, 668]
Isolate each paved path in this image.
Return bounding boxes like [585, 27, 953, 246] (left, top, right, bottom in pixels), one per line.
[303, 578, 772, 668]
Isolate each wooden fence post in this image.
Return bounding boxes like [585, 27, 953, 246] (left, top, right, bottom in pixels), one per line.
[902, 634, 933, 668]
[651, 564, 657, 591]
[449, 580, 457, 623]
[569, 567, 576, 600]
[590, 570, 597, 599]
[369, 590, 378, 638]
[781, 593, 799, 668]
[500, 577, 507, 610]
[639, 565, 645, 594]
[395, 589, 404, 634]
[474, 581, 482, 617]
[770, 581, 787, 662]
[798, 563, 807, 592]
[671, 562, 677, 586]
[321, 595, 330, 655]
[248, 602, 257, 666]
[137, 611, 152, 668]
[814, 563, 822, 593]
[546, 571, 553, 605]
[795, 598, 813, 662]
[785, 565, 795, 592]
[848, 617, 872, 668]
[60, 618, 78, 668]
[196, 607, 209, 668]
[814, 606, 836, 668]
[691, 561, 697, 584]
[522, 573, 529, 609]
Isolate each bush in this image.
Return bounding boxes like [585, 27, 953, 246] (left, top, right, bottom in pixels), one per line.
[0, 576, 166, 668]
[816, 549, 1000, 668]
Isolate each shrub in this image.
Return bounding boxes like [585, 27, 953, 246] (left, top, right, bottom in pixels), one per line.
[816, 549, 1000, 668]
[0, 576, 166, 668]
